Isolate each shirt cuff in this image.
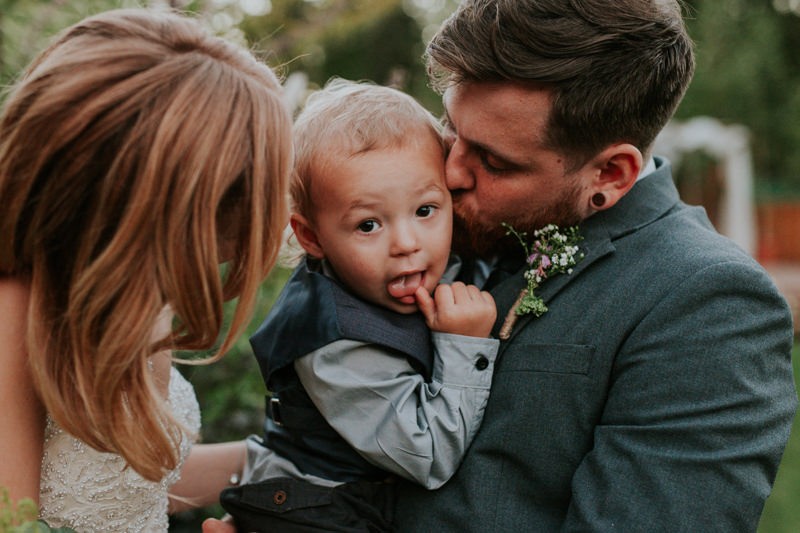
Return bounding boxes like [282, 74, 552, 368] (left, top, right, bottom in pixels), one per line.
[430, 332, 498, 388]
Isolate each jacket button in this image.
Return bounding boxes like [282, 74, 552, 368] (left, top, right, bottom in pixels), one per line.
[273, 489, 287, 505]
[475, 355, 489, 370]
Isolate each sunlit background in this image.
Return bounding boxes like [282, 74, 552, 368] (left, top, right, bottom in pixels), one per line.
[1, 1, 798, 530]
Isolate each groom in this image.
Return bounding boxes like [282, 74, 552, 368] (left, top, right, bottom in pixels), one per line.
[393, 0, 797, 531]
[205, 1, 796, 531]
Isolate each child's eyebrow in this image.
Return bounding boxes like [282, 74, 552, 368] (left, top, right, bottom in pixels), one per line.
[345, 199, 380, 212]
[418, 183, 447, 195]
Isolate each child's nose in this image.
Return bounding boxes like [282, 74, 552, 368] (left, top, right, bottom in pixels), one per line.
[390, 225, 421, 256]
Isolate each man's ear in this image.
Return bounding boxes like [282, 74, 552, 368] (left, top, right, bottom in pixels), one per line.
[290, 213, 324, 258]
[587, 143, 643, 211]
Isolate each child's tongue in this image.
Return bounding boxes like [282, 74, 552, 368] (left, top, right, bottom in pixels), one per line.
[387, 272, 423, 302]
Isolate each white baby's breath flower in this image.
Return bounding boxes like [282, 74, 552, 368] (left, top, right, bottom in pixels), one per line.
[499, 222, 585, 339]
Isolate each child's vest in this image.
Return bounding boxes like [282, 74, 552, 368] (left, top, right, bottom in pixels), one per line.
[250, 258, 433, 482]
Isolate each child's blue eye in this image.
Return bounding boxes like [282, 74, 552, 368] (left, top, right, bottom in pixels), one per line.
[416, 205, 435, 218]
[357, 220, 379, 233]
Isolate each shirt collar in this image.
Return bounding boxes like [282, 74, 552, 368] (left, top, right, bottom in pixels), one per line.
[637, 157, 657, 182]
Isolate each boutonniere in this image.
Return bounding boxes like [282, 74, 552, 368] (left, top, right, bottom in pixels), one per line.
[498, 222, 584, 340]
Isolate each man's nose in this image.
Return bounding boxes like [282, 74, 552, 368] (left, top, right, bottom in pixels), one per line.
[445, 138, 475, 191]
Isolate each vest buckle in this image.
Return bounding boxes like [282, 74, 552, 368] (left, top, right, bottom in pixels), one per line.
[269, 396, 284, 427]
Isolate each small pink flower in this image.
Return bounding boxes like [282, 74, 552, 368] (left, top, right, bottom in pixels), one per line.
[540, 255, 552, 268]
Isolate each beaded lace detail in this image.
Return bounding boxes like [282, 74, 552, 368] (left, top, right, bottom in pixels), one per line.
[39, 367, 200, 532]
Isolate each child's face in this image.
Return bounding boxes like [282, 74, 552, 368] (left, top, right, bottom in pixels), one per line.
[311, 139, 452, 314]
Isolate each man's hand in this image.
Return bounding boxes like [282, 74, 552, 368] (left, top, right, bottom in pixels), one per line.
[415, 282, 496, 338]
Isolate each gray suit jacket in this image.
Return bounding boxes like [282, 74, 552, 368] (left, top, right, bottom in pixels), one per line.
[395, 158, 797, 532]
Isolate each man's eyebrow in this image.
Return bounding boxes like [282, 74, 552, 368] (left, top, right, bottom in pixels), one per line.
[442, 104, 527, 168]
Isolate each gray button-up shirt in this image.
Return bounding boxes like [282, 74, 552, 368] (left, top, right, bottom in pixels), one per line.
[244, 331, 498, 490]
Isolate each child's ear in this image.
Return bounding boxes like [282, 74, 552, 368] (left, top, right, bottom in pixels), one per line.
[290, 213, 324, 258]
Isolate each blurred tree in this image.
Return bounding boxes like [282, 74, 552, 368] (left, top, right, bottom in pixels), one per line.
[0, 0, 134, 84]
[0, 0, 257, 88]
[679, 0, 800, 193]
[233, 0, 800, 191]
[239, 0, 441, 109]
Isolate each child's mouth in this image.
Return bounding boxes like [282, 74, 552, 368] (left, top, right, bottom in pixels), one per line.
[387, 271, 424, 304]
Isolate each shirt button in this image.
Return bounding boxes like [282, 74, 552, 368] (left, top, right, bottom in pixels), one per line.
[475, 355, 489, 370]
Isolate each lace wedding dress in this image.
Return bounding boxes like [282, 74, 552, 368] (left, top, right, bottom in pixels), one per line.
[38, 367, 201, 532]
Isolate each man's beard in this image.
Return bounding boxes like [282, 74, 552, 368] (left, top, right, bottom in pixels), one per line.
[451, 186, 583, 260]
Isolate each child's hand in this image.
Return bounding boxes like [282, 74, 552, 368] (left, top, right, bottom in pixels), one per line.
[415, 282, 496, 338]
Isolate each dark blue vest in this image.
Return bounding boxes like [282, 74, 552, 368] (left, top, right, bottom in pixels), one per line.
[250, 258, 433, 482]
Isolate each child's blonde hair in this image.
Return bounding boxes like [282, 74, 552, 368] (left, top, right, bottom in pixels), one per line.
[291, 78, 444, 222]
[0, 9, 292, 482]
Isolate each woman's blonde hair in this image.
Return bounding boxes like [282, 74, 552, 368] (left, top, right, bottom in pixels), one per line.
[0, 9, 292, 481]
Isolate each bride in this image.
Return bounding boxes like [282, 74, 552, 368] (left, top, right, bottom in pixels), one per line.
[0, 8, 292, 532]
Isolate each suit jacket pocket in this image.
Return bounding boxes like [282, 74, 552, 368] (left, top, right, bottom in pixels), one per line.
[497, 342, 594, 375]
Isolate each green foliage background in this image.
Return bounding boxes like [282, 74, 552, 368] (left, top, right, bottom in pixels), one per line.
[759, 343, 800, 533]
[170, 267, 293, 528]
[677, 0, 800, 196]
[1, 0, 798, 530]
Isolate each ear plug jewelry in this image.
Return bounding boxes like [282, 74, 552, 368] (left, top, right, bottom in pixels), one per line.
[591, 192, 606, 207]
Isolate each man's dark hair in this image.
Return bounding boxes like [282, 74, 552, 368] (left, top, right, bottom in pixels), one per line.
[427, 0, 695, 168]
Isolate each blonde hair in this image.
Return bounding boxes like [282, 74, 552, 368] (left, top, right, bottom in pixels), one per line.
[0, 9, 292, 481]
[291, 77, 443, 222]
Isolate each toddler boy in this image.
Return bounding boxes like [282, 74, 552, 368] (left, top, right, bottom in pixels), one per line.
[221, 78, 499, 532]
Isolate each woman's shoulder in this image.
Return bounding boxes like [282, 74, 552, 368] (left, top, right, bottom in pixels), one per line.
[0, 277, 30, 347]
[0, 276, 29, 307]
